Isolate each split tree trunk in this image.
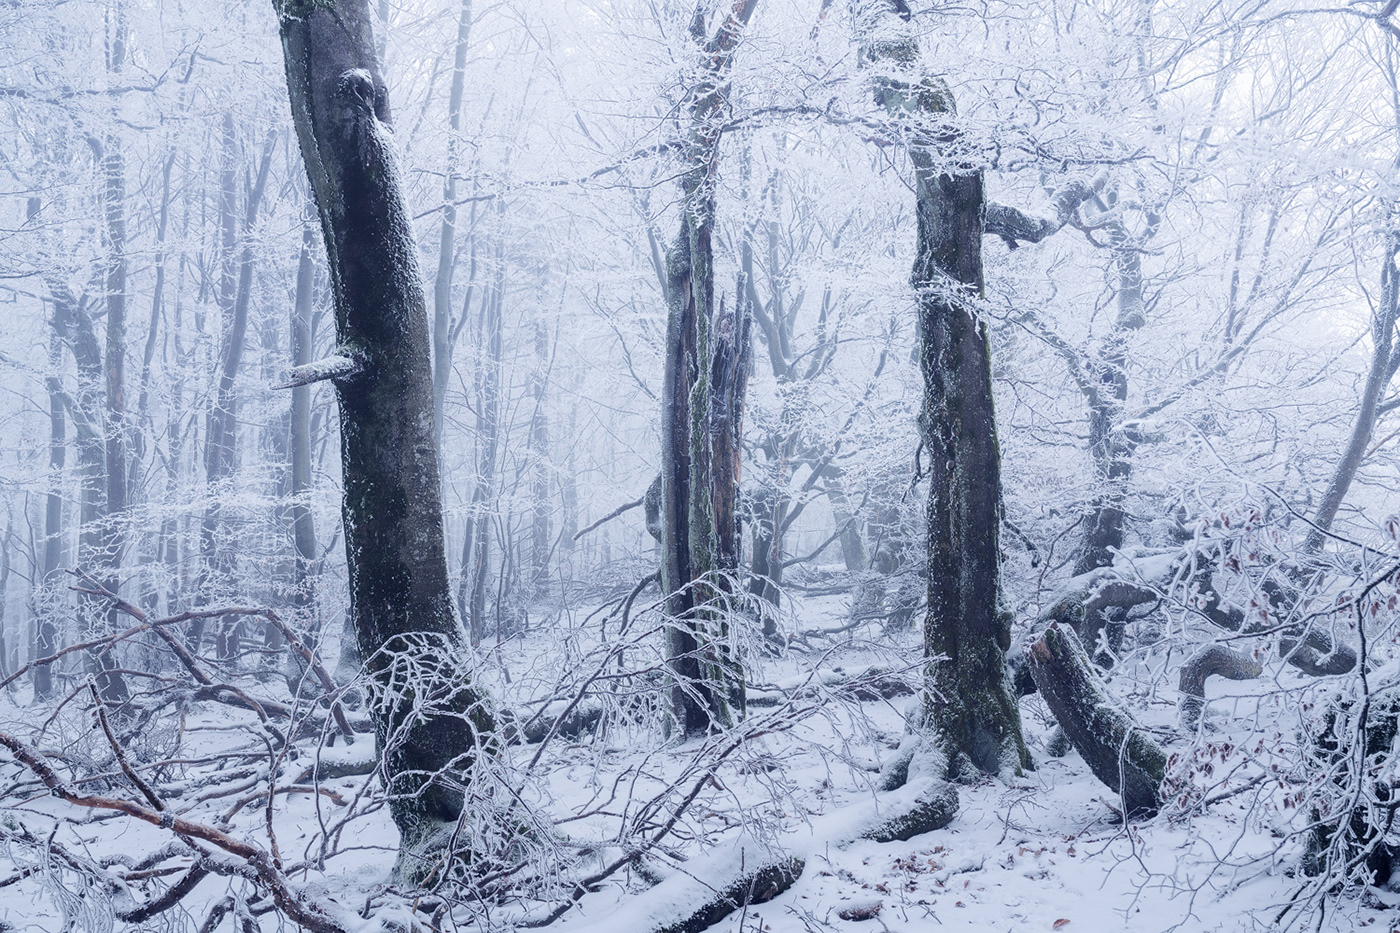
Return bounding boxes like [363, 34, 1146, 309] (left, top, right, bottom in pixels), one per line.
[274, 0, 495, 876]
[658, 0, 759, 738]
[860, 0, 1028, 777]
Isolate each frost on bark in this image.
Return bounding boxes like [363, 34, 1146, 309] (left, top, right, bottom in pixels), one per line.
[1305, 224, 1400, 554]
[1027, 623, 1166, 816]
[195, 119, 275, 658]
[858, 0, 1027, 778]
[658, 0, 758, 739]
[282, 217, 323, 694]
[273, 0, 495, 877]
[1038, 566, 1157, 666]
[432, 0, 474, 455]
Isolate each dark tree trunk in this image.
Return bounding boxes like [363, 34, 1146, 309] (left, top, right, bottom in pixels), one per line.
[274, 0, 495, 876]
[861, 0, 1028, 777]
[86, 7, 135, 707]
[747, 485, 781, 612]
[1027, 623, 1166, 816]
[54, 261, 127, 706]
[824, 469, 869, 575]
[1072, 205, 1149, 579]
[659, 0, 758, 739]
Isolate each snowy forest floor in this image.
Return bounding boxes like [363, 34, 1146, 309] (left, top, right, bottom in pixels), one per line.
[1, 586, 1396, 933]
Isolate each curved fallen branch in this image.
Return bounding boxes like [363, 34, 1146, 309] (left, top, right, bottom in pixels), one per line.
[0, 732, 360, 933]
[1178, 644, 1262, 729]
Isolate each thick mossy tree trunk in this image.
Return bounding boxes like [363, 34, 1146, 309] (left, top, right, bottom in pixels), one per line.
[659, 0, 758, 739]
[859, 0, 1028, 778]
[273, 0, 494, 876]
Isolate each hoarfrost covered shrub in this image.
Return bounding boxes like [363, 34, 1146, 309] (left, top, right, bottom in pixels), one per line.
[1145, 484, 1400, 922]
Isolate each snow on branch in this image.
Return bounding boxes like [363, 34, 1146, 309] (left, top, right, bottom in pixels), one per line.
[273, 348, 364, 389]
[985, 171, 1108, 248]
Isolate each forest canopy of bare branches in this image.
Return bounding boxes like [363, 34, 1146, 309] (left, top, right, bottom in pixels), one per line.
[5, 0, 1400, 931]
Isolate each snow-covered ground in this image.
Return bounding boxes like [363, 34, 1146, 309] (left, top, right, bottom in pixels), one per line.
[1, 588, 1394, 933]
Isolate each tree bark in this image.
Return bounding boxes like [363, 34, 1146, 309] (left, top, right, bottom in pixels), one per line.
[658, 0, 759, 738]
[1304, 226, 1400, 553]
[32, 195, 65, 701]
[1027, 623, 1166, 816]
[860, 0, 1028, 777]
[432, 0, 473, 454]
[195, 122, 275, 657]
[273, 0, 495, 876]
[52, 239, 127, 706]
[462, 201, 505, 643]
[282, 216, 323, 693]
[1072, 202, 1150, 579]
[529, 317, 553, 590]
[1177, 644, 1261, 729]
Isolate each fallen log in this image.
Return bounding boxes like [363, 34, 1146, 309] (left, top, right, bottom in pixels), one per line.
[1027, 623, 1167, 817]
[1178, 644, 1262, 729]
[746, 665, 916, 709]
[512, 700, 605, 745]
[551, 774, 957, 933]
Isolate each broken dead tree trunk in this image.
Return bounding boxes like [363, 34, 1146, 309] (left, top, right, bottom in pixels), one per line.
[1178, 644, 1262, 730]
[1027, 622, 1166, 816]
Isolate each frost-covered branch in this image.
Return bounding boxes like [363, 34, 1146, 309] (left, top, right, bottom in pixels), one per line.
[272, 348, 363, 389]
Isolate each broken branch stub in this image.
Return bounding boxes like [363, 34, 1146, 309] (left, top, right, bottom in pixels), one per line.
[273, 348, 363, 389]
